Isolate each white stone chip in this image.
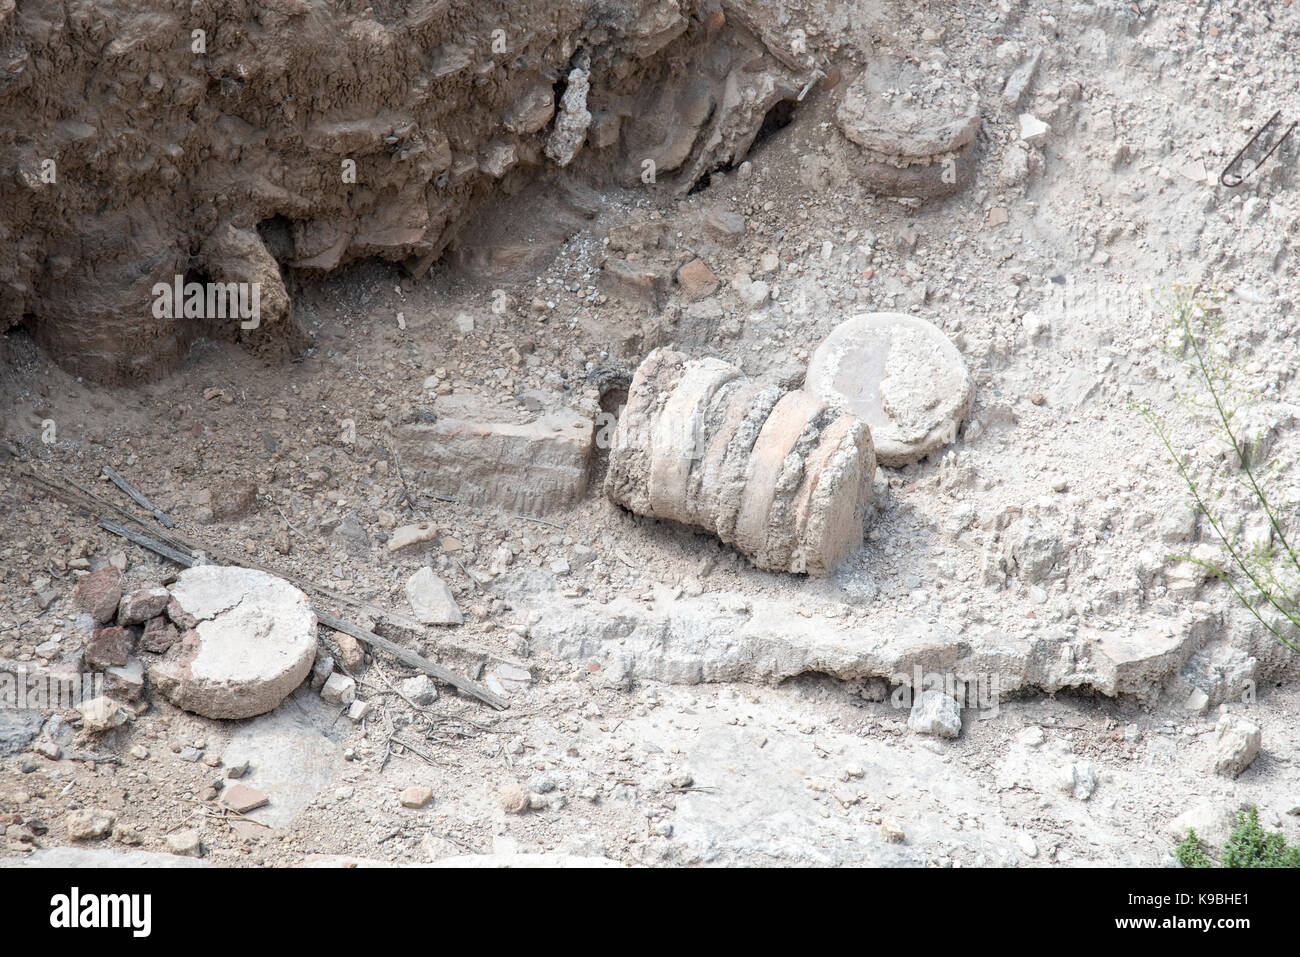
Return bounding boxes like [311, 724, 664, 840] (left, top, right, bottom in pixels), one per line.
[405, 568, 464, 625]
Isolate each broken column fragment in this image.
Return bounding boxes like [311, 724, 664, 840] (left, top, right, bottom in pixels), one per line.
[605, 348, 875, 576]
[805, 312, 973, 468]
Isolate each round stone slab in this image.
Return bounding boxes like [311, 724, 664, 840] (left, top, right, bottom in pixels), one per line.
[836, 57, 980, 160]
[805, 312, 972, 467]
[148, 565, 317, 720]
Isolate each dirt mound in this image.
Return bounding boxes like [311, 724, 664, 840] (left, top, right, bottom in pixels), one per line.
[0, 0, 817, 383]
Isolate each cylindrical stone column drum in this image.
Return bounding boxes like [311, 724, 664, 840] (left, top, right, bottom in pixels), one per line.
[604, 348, 875, 575]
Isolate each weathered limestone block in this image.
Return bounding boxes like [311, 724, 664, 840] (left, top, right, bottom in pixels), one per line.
[396, 410, 594, 516]
[606, 348, 875, 575]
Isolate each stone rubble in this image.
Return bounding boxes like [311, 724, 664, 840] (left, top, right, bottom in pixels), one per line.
[347, 700, 372, 722]
[1212, 714, 1262, 778]
[116, 586, 171, 625]
[320, 673, 357, 707]
[398, 786, 434, 809]
[222, 783, 270, 815]
[72, 567, 122, 624]
[907, 690, 962, 739]
[499, 782, 531, 815]
[398, 674, 439, 706]
[387, 523, 440, 556]
[77, 696, 127, 734]
[66, 808, 116, 841]
[166, 830, 202, 858]
[84, 626, 134, 670]
[1062, 763, 1098, 801]
[405, 568, 464, 626]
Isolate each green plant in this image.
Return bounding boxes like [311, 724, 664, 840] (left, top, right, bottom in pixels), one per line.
[1220, 806, 1300, 868]
[1175, 828, 1212, 868]
[1141, 283, 1300, 653]
[1176, 807, 1300, 868]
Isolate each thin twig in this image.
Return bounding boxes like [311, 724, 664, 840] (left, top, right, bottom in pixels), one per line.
[271, 501, 308, 540]
[385, 439, 418, 516]
[101, 465, 175, 528]
[452, 556, 485, 594]
[509, 512, 566, 529]
[370, 661, 438, 715]
[315, 610, 509, 710]
[389, 736, 447, 766]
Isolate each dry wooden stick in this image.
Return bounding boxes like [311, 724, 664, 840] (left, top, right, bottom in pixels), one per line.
[385, 439, 418, 516]
[452, 555, 485, 594]
[311, 584, 425, 634]
[101, 465, 175, 527]
[97, 518, 197, 568]
[315, 610, 509, 711]
[389, 736, 447, 767]
[270, 501, 308, 540]
[20, 465, 187, 550]
[508, 511, 565, 529]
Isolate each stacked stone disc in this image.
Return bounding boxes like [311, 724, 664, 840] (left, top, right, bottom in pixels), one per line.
[835, 55, 981, 200]
[604, 348, 875, 576]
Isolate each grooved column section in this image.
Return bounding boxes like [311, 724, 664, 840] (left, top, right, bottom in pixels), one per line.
[605, 348, 876, 575]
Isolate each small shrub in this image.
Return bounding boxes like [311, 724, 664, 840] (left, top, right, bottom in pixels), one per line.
[1176, 806, 1300, 868]
[1220, 806, 1300, 868]
[1175, 828, 1212, 868]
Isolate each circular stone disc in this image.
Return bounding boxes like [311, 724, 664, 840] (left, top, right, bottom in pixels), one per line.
[148, 565, 318, 720]
[805, 312, 972, 467]
[835, 57, 980, 159]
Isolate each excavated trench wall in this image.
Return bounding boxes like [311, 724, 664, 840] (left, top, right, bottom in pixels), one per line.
[0, 0, 820, 383]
